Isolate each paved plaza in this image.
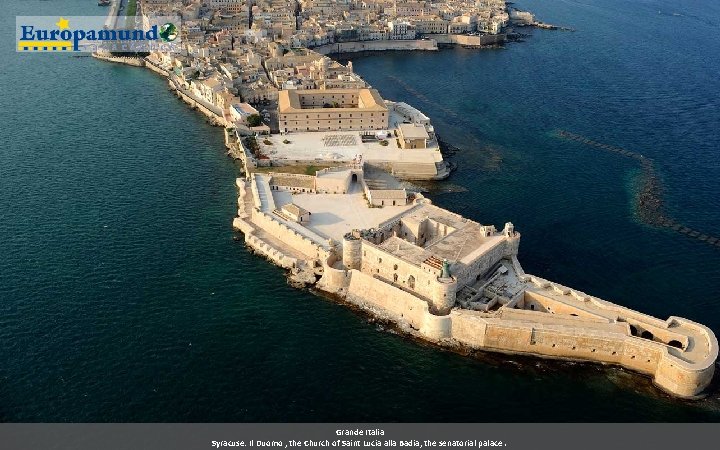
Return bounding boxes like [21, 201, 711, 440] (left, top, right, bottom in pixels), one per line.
[271, 185, 414, 241]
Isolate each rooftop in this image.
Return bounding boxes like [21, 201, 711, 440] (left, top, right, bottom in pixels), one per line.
[278, 88, 387, 113]
[258, 130, 442, 165]
[398, 122, 430, 140]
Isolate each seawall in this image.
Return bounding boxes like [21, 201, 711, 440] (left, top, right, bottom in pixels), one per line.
[167, 78, 227, 127]
[317, 256, 717, 399]
[91, 52, 145, 67]
[434, 34, 506, 47]
[313, 39, 438, 55]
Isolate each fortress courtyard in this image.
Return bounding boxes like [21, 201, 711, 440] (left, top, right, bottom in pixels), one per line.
[270, 183, 414, 242]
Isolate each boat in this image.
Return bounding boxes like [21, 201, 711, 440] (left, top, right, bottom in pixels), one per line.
[98, 0, 111, 6]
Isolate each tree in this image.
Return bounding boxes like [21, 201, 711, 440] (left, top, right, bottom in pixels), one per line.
[246, 114, 263, 127]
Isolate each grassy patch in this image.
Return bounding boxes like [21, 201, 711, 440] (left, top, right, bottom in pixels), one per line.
[127, 0, 137, 17]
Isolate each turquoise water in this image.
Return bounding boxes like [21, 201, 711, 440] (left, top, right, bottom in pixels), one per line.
[1, 0, 719, 421]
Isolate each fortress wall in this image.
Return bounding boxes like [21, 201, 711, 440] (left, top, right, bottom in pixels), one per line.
[434, 34, 506, 46]
[250, 179, 262, 209]
[618, 339, 663, 375]
[166, 78, 227, 126]
[313, 39, 438, 55]
[452, 239, 508, 288]
[251, 210, 325, 260]
[655, 351, 716, 398]
[319, 256, 350, 294]
[359, 240, 440, 303]
[232, 216, 253, 235]
[346, 269, 429, 331]
[529, 327, 627, 364]
[449, 310, 488, 347]
[388, 161, 441, 180]
[316, 173, 351, 194]
[376, 203, 425, 231]
[421, 313, 452, 341]
[144, 58, 170, 76]
[521, 291, 610, 320]
[319, 264, 715, 397]
[654, 317, 718, 397]
[525, 275, 691, 345]
[448, 310, 655, 371]
[397, 219, 424, 244]
[499, 308, 616, 328]
[245, 232, 299, 269]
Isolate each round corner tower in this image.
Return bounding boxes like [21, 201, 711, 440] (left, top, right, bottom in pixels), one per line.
[342, 231, 362, 270]
[431, 259, 457, 315]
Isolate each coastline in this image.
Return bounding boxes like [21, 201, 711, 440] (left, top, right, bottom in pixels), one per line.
[92, 46, 718, 400]
[87, 4, 719, 400]
[228, 165, 717, 400]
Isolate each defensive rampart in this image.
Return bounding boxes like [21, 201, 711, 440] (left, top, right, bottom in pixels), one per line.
[317, 256, 718, 398]
[313, 39, 438, 55]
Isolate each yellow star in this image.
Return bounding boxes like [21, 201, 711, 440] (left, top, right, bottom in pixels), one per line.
[56, 17, 70, 30]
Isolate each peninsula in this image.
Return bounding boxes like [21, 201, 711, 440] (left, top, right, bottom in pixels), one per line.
[95, 0, 717, 398]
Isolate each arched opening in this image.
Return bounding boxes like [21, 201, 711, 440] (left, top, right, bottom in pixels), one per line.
[393, 274, 398, 283]
[641, 330, 654, 340]
[351, 173, 358, 183]
[408, 275, 415, 289]
[668, 340, 683, 349]
[629, 325, 639, 336]
[530, 304, 535, 311]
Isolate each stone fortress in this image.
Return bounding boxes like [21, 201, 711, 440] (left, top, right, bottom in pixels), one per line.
[233, 163, 718, 399]
[116, 0, 717, 400]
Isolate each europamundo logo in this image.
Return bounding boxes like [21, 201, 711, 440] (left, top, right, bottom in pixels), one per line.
[16, 16, 181, 53]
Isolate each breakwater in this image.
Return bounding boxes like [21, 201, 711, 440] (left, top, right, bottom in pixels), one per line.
[557, 130, 720, 249]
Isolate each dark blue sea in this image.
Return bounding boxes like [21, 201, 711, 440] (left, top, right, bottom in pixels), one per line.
[1, 0, 719, 421]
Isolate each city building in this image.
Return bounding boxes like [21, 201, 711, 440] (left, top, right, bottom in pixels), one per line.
[278, 88, 389, 132]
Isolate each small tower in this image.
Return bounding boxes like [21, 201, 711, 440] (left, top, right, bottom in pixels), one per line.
[502, 222, 521, 256]
[433, 259, 457, 315]
[342, 230, 363, 270]
[503, 222, 515, 237]
[441, 258, 451, 279]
